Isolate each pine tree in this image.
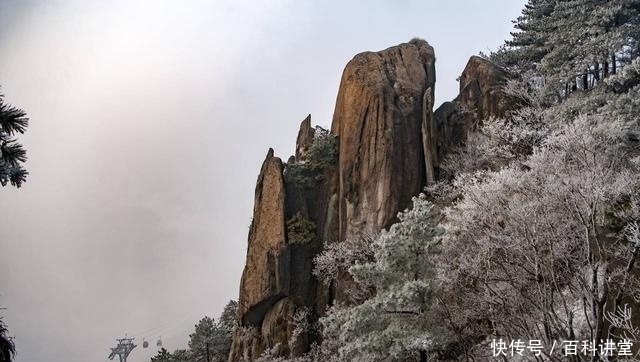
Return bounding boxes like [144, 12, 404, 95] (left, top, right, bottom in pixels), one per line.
[320, 195, 442, 362]
[0, 92, 29, 188]
[497, 0, 556, 72]
[218, 300, 238, 329]
[495, 0, 640, 96]
[0, 317, 15, 362]
[151, 348, 174, 362]
[188, 315, 232, 362]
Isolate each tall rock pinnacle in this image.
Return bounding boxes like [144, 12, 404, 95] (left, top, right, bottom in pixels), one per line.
[331, 38, 436, 242]
[228, 40, 511, 362]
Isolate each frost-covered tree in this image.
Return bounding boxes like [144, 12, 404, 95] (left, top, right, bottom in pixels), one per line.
[0, 92, 29, 188]
[491, 0, 556, 72]
[318, 195, 442, 362]
[494, 0, 640, 97]
[284, 127, 337, 188]
[313, 235, 375, 305]
[188, 315, 233, 362]
[151, 348, 176, 362]
[219, 300, 239, 330]
[437, 96, 640, 361]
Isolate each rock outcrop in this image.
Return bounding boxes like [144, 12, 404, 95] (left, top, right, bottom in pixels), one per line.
[331, 39, 436, 242]
[237, 149, 287, 326]
[295, 115, 315, 160]
[458, 55, 511, 121]
[228, 41, 511, 362]
[432, 55, 512, 178]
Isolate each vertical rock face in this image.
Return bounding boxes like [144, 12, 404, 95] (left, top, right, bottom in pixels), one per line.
[458, 55, 511, 121]
[230, 116, 337, 362]
[295, 115, 315, 161]
[237, 149, 287, 326]
[228, 41, 511, 362]
[331, 39, 436, 241]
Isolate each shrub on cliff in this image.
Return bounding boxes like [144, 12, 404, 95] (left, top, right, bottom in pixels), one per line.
[286, 212, 316, 245]
[284, 127, 337, 188]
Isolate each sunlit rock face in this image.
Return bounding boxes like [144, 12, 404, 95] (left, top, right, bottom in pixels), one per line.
[331, 39, 436, 242]
[228, 41, 511, 362]
[236, 148, 287, 327]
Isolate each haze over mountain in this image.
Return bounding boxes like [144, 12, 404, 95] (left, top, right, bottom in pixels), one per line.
[0, 1, 525, 362]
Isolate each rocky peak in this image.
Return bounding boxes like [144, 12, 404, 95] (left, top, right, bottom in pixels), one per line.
[432, 56, 512, 179]
[458, 55, 511, 121]
[229, 41, 512, 362]
[295, 115, 315, 161]
[331, 38, 436, 241]
[237, 148, 287, 326]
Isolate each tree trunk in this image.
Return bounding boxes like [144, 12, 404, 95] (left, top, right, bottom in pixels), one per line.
[420, 350, 428, 362]
[611, 54, 617, 75]
[607, 246, 639, 339]
[583, 71, 589, 90]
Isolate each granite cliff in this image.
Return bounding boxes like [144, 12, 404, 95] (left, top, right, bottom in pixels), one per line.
[228, 40, 511, 362]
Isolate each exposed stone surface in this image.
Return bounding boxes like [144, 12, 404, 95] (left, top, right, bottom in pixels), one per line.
[433, 101, 467, 166]
[261, 297, 306, 357]
[331, 39, 436, 242]
[295, 115, 315, 161]
[228, 325, 264, 362]
[457, 55, 511, 121]
[237, 149, 287, 326]
[431, 56, 512, 178]
[229, 43, 512, 362]
[230, 116, 338, 361]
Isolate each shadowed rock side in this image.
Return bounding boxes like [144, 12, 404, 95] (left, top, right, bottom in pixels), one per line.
[229, 116, 339, 362]
[458, 55, 511, 121]
[433, 56, 512, 178]
[228, 41, 512, 362]
[331, 39, 436, 242]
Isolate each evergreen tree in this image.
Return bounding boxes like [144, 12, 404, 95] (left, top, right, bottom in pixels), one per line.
[494, 0, 556, 72]
[150, 348, 174, 362]
[495, 0, 640, 95]
[319, 195, 442, 362]
[188, 315, 232, 362]
[0, 92, 29, 188]
[0, 318, 14, 362]
[218, 300, 238, 329]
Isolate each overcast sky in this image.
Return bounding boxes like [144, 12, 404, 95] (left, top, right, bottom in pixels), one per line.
[0, 1, 525, 361]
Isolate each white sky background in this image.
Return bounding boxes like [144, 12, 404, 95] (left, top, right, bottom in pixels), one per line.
[0, 1, 525, 361]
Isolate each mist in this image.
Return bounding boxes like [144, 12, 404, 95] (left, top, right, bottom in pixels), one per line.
[0, 1, 525, 361]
